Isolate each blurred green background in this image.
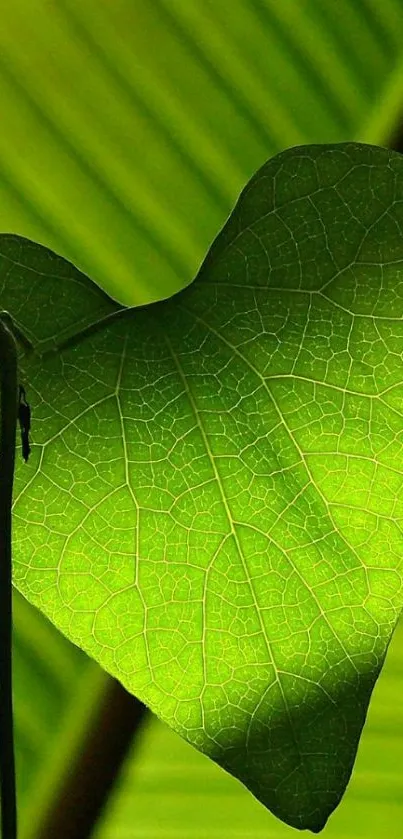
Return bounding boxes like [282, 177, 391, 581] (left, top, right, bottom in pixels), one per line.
[3, 1, 403, 837]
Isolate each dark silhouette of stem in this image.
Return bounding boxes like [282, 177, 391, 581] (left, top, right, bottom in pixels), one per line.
[389, 120, 403, 154]
[35, 678, 147, 839]
[0, 315, 18, 839]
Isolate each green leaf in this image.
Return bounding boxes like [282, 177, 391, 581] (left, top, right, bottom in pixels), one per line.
[4, 141, 403, 832]
[93, 617, 403, 839]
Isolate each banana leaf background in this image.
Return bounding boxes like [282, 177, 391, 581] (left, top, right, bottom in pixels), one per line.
[2, 1, 403, 837]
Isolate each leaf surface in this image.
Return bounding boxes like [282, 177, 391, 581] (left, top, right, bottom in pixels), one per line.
[4, 142, 403, 831]
[93, 619, 403, 839]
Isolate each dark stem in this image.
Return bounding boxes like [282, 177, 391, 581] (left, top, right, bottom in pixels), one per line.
[0, 316, 18, 839]
[35, 678, 147, 839]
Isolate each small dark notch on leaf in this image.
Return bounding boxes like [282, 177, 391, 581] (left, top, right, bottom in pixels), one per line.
[18, 384, 31, 463]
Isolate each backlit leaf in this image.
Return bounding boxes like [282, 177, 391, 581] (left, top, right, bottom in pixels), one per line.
[3, 142, 403, 831]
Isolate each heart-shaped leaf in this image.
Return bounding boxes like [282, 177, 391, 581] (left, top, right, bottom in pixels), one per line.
[3, 142, 403, 832]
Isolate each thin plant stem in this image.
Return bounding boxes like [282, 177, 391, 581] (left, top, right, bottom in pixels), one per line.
[0, 315, 18, 839]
